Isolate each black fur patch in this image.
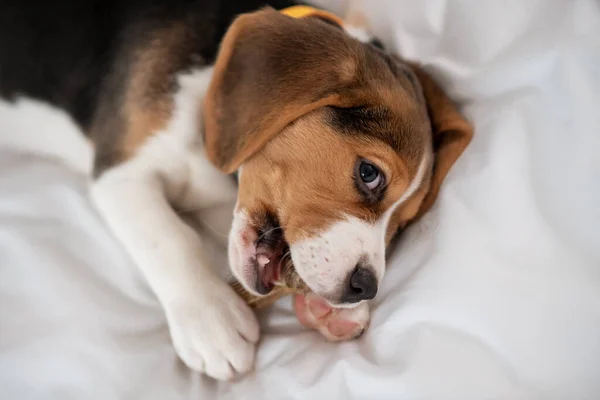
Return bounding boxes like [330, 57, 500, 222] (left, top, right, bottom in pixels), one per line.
[327, 105, 409, 153]
[0, 0, 298, 132]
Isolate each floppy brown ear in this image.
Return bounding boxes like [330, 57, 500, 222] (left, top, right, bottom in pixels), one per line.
[203, 8, 357, 173]
[409, 63, 473, 218]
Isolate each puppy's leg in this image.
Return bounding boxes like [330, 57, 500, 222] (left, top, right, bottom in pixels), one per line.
[91, 153, 258, 381]
[293, 293, 370, 341]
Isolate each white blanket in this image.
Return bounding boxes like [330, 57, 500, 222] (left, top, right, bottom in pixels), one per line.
[1, 0, 599, 398]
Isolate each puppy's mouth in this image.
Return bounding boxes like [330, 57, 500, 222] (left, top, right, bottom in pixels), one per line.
[253, 234, 289, 295]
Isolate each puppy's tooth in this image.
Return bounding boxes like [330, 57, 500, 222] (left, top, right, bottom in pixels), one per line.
[257, 254, 270, 266]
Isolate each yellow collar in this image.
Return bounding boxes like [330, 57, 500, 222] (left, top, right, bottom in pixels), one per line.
[280, 5, 344, 27]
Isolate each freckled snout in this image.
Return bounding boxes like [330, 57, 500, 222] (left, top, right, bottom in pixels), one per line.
[289, 215, 386, 306]
[341, 266, 378, 303]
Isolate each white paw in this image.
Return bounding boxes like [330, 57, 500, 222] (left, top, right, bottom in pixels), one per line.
[165, 283, 260, 380]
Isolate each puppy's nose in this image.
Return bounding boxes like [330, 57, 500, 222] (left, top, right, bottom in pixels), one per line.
[341, 266, 378, 303]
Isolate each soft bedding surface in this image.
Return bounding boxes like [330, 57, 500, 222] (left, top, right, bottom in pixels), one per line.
[1, 0, 599, 398]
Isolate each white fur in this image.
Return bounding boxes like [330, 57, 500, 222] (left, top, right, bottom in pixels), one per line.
[0, 97, 93, 175]
[291, 214, 385, 305]
[228, 209, 263, 295]
[91, 67, 258, 381]
[290, 149, 432, 307]
[379, 147, 433, 225]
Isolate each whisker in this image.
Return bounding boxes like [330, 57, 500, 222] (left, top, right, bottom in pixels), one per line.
[256, 226, 283, 245]
[199, 221, 229, 239]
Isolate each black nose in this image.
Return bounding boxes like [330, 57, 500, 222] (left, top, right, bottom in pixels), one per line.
[341, 267, 378, 303]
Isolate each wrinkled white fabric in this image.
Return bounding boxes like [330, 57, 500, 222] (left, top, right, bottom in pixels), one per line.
[1, 0, 599, 398]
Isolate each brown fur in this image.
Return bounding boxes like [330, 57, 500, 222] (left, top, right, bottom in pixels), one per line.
[203, 8, 418, 173]
[237, 113, 422, 243]
[120, 25, 187, 158]
[92, 22, 202, 176]
[408, 63, 474, 219]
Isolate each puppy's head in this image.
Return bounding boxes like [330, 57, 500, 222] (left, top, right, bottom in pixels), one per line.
[204, 8, 472, 306]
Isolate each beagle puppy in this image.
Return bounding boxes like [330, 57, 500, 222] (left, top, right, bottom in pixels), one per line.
[0, 0, 472, 380]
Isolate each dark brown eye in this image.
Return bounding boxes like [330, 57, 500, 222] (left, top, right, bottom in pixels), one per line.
[359, 161, 383, 190]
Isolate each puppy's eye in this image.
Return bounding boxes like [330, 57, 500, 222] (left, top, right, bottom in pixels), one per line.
[359, 161, 383, 190]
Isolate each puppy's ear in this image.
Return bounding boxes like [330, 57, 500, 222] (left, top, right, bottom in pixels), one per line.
[410, 64, 473, 218]
[203, 8, 358, 173]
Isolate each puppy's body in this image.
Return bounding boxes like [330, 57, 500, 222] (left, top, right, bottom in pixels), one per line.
[1, 0, 298, 381]
[0, 0, 295, 173]
[0, 0, 472, 380]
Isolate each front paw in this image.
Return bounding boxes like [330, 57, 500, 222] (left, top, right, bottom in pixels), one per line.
[294, 293, 370, 341]
[165, 284, 260, 380]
